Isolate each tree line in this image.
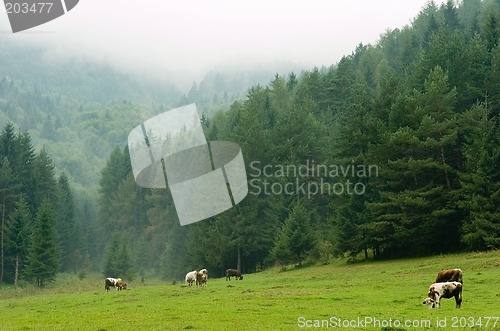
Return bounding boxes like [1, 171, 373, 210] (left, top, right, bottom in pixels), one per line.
[0, 123, 91, 286]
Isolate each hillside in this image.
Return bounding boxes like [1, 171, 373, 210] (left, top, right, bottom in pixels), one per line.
[0, 37, 301, 188]
[0, 37, 181, 188]
[0, 250, 499, 330]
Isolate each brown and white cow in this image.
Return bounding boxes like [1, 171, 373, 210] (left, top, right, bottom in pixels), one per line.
[105, 277, 125, 291]
[198, 273, 208, 287]
[197, 269, 208, 286]
[436, 268, 463, 284]
[423, 281, 462, 309]
[225, 268, 243, 281]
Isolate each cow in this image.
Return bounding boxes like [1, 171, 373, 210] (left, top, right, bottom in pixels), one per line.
[436, 268, 463, 284]
[197, 269, 208, 286]
[423, 281, 462, 309]
[115, 279, 127, 290]
[225, 268, 243, 281]
[185, 270, 198, 286]
[198, 273, 208, 287]
[105, 277, 122, 291]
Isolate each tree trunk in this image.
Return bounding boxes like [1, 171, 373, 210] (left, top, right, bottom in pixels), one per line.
[236, 245, 241, 272]
[14, 254, 19, 288]
[439, 132, 451, 189]
[0, 197, 4, 282]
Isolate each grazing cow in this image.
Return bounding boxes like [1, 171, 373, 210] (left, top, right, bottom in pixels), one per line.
[423, 281, 462, 309]
[185, 270, 198, 286]
[436, 268, 463, 284]
[115, 279, 127, 290]
[105, 277, 120, 291]
[197, 269, 208, 286]
[225, 268, 243, 281]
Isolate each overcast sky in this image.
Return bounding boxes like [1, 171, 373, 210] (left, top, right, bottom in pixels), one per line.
[1, 0, 445, 86]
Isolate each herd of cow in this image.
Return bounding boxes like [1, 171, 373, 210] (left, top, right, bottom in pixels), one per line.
[105, 267, 462, 309]
[104, 268, 243, 291]
[423, 268, 463, 309]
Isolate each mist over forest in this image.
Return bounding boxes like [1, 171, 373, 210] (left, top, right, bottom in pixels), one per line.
[0, 0, 499, 286]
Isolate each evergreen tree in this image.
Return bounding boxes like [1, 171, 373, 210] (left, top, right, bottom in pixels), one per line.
[270, 202, 315, 266]
[24, 199, 60, 287]
[5, 196, 31, 286]
[33, 147, 58, 208]
[0, 157, 21, 282]
[56, 173, 77, 272]
[103, 235, 120, 277]
[459, 104, 500, 249]
[103, 235, 133, 279]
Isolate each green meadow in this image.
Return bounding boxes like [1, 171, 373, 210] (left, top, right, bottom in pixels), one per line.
[0, 251, 499, 331]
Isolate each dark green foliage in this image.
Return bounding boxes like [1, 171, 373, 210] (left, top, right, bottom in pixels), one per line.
[458, 104, 500, 249]
[270, 202, 315, 266]
[56, 173, 78, 272]
[5, 197, 30, 286]
[24, 199, 60, 287]
[103, 235, 134, 279]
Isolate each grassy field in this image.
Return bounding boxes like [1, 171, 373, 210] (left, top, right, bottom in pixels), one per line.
[0, 251, 499, 331]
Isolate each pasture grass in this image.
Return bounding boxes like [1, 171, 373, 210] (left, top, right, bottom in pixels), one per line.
[0, 250, 499, 330]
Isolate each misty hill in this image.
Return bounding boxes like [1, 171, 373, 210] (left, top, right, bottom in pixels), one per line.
[0, 38, 302, 188]
[182, 61, 308, 117]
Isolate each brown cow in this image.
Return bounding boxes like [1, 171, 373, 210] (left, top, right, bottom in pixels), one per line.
[225, 268, 243, 281]
[197, 273, 208, 287]
[436, 268, 463, 284]
[196, 269, 208, 286]
[115, 279, 127, 290]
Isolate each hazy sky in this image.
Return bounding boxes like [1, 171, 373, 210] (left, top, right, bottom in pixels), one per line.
[0, 0, 446, 86]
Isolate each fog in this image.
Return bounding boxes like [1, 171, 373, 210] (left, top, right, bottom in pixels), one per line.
[0, 0, 446, 88]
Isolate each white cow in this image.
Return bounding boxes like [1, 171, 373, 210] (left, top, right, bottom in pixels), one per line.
[185, 271, 198, 286]
[423, 281, 462, 308]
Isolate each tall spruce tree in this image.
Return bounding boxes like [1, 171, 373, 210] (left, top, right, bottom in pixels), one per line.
[24, 199, 60, 287]
[56, 173, 77, 272]
[459, 104, 500, 249]
[270, 202, 315, 266]
[0, 157, 21, 282]
[5, 196, 31, 286]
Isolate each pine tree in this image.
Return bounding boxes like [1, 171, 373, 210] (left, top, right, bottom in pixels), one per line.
[103, 235, 120, 277]
[5, 197, 31, 287]
[33, 147, 58, 208]
[367, 66, 461, 256]
[0, 157, 21, 282]
[24, 199, 60, 287]
[56, 173, 77, 272]
[103, 235, 133, 279]
[270, 203, 315, 266]
[459, 104, 500, 249]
